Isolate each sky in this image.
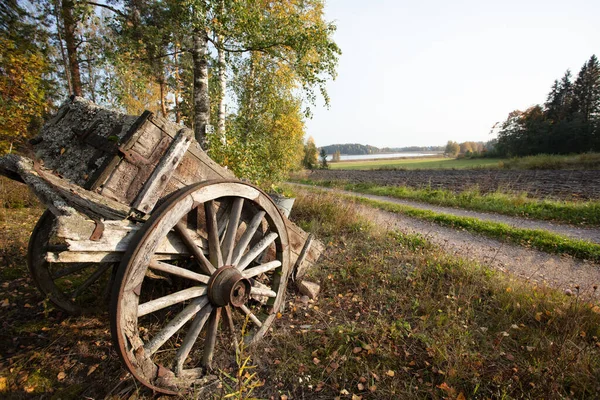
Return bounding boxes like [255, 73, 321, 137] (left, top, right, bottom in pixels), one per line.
[304, 0, 600, 148]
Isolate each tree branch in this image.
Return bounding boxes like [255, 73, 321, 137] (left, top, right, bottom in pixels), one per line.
[87, 1, 126, 18]
[206, 36, 289, 54]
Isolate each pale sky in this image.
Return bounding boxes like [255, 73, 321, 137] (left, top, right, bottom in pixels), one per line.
[305, 0, 600, 148]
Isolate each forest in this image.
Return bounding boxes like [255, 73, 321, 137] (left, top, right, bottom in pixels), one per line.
[0, 0, 340, 187]
[495, 55, 600, 156]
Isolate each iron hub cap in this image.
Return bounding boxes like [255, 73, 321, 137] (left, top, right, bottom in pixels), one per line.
[207, 265, 251, 307]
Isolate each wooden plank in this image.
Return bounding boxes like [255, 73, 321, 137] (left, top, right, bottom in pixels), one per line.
[132, 128, 192, 213]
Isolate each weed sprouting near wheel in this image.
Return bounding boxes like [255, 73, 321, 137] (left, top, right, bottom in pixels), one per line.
[110, 181, 290, 394]
[28, 210, 115, 315]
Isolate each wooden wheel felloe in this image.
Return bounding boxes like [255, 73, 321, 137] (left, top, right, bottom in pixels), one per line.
[110, 180, 290, 394]
[28, 210, 115, 315]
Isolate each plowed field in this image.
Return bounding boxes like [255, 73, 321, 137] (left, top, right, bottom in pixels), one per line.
[308, 169, 600, 200]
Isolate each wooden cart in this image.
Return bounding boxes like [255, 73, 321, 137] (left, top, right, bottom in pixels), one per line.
[0, 97, 322, 394]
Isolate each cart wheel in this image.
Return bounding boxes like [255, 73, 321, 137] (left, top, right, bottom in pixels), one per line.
[28, 210, 115, 315]
[111, 181, 290, 394]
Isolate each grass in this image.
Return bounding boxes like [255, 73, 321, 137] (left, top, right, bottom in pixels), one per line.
[500, 152, 600, 170]
[354, 195, 600, 262]
[329, 157, 501, 170]
[2, 182, 600, 398]
[254, 190, 600, 399]
[296, 179, 600, 226]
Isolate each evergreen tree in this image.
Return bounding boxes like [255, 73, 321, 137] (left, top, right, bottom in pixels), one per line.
[319, 148, 328, 169]
[571, 55, 600, 122]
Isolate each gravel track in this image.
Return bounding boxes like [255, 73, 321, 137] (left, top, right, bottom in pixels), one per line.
[308, 169, 600, 200]
[294, 185, 600, 300]
[294, 184, 600, 244]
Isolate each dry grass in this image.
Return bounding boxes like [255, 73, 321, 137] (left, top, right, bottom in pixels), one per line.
[1, 185, 600, 399]
[254, 191, 600, 399]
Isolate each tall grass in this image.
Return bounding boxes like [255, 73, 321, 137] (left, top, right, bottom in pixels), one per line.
[500, 152, 600, 170]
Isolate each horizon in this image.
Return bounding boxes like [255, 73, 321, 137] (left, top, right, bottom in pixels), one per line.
[305, 0, 600, 149]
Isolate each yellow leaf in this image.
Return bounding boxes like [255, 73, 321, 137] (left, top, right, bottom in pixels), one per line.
[457, 392, 466, 400]
[385, 370, 395, 377]
[0, 377, 7, 392]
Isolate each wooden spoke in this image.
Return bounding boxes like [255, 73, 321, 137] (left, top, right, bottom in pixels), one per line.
[236, 232, 278, 271]
[231, 211, 265, 266]
[71, 263, 112, 299]
[175, 303, 213, 373]
[243, 260, 281, 279]
[202, 307, 221, 368]
[224, 305, 239, 351]
[138, 287, 207, 317]
[205, 201, 223, 268]
[52, 262, 93, 279]
[149, 260, 209, 284]
[250, 286, 277, 298]
[216, 202, 231, 240]
[221, 198, 244, 265]
[238, 304, 262, 328]
[174, 222, 215, 275]
[144, 297, 209, 356]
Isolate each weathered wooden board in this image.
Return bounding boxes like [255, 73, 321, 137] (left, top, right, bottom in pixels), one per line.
[22, 97, 323, 274]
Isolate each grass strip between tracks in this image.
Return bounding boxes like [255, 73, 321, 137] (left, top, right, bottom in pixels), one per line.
[294, 179, 600, 226]
[291, 184, 600, 262]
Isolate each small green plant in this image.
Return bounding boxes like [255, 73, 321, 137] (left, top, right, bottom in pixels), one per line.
[219, 317, 264, 400]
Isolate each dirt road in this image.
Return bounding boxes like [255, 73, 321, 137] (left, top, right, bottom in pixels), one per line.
[308, 169, 600, 200]
[295, 185, 600, 300]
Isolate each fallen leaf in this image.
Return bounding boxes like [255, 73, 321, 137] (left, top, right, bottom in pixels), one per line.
[352, 347, 362, 354]
[87, 364, 99, 376]
[0, 299, 9, 307]
[385, 370, 395, 377]
[57, 371, 66, 381]
[369, 385, 377, 392]
[457, 392, 466, 400]
[357, 383, 364, 390]
[340, 389, 349, 395]
[351, 395, 362, 400]
[0, 377, 7, 392]
[313, 357, 320, 365]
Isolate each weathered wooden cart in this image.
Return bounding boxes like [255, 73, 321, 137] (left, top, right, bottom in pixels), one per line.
[0, 97, 322, 394]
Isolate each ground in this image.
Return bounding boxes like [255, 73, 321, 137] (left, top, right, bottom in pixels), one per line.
[1, 163, 600, 399]
[307, 168, 600, 200]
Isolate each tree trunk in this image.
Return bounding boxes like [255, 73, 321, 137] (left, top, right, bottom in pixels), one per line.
[61, 0, 82, 97]
[159, 78, 168, 117]
[174, 45, 181, 123]
[53, 1, 72, 95]
[192, 31, 210, 148]
[217, 36, 227, 143]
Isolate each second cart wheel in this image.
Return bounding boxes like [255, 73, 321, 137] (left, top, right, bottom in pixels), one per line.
[110, 180, 290, 394]
[28, 210, 115, 315]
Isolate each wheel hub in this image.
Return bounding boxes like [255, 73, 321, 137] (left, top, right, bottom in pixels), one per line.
[207, 266, 251, 307]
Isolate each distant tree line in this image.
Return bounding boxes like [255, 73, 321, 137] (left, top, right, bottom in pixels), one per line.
[444, 140, 496, 157]
[320, 143, 443, 155]
[495, 55, 600, 156]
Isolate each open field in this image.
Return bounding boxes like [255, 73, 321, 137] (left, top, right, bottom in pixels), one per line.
[306, 169, 600, 200]
[328, 153, 600, 171]
[329, 157, 501, 170]
[1, 187, 600, 399]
